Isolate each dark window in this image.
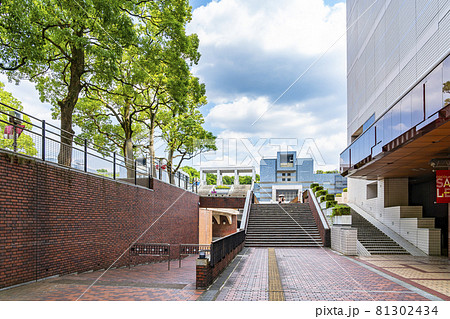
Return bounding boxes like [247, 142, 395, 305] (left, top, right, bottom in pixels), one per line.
[282, 173, 285, 176]
[282, 178, 285, 181]
[287, 178, 291, 181]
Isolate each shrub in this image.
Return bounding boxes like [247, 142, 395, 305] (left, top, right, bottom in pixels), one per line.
[331, 205, 351, 216]
[310, 183, 319, 189]
[343, 188, 348, 192]
[325, 194, 335, 201]
[326, 200, 337, 208]
[335, 193, 342, 197]
[316, 190, 327, 197]
[312, 185, 323, 193]
[320, 195, 326, 203]
[215, 185, 230, 189]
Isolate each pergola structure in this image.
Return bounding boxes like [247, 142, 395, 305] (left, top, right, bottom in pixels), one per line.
[199, 166, 256, 186]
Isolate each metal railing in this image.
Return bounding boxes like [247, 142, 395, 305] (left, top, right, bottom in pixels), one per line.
[178, 244, 211, 268]
[129, 243, 171, 270]
[303, 189, 330, 247]
[0, 102, 196, 192]
[240, 181, 255, 233]
[210, 230, 246, 267]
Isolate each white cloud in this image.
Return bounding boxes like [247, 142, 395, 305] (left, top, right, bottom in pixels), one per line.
[190, 0, 346, 56]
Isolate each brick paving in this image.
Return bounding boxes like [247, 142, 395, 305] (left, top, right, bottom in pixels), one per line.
[0, 256, 203, 301]
[214, 248, 438, 301]
[357, 255, 450, 301]
[1, 248, 447, 301]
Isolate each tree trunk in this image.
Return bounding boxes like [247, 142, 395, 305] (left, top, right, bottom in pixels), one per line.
[148, 118, 157, 177]
[124, 136, 134, 179]
[57, 35, 85, 166]
[123, 106, 134, 179]
[168, 148, 174, 184]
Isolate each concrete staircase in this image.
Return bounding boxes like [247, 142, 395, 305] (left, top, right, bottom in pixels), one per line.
[351, 210, 409, 255]
[245, 203, 323, 247]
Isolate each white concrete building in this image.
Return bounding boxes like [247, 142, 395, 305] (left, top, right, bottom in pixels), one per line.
[341, 0, 450, 256]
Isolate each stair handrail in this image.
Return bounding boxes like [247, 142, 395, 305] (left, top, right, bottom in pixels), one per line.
[304, 188, 330, 247]
[240, 182, 254, 233]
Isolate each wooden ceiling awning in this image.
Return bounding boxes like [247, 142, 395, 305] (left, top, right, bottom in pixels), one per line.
[346, 107, 450, 180]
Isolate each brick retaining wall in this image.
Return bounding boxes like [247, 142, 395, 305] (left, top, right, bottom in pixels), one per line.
[0, 151, 199, 289]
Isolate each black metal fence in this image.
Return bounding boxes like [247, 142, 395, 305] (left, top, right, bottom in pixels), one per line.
[210, 230, 245, 267]
[0, 102, 198, 192]
[179, 244, 211, 268]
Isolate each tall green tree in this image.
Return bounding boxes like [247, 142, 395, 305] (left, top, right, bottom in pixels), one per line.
[0, 82, 37, 155]
[157, 100, 216, 184]
[0, 0, 136, 165]
[73, 0, 202, 177]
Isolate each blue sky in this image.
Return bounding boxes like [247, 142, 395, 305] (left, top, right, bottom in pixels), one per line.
[0, 0, 347, 173]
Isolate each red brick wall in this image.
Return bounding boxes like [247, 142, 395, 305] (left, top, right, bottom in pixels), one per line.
[212, 215, 237, 238]
[199, 196, 245, 208]
[0, 152, 199, 289]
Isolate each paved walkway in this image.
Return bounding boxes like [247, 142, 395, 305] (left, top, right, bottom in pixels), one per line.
[0, 248, 448, 301]
[211, 248, 449, 301]
[0, 256, 203, 301]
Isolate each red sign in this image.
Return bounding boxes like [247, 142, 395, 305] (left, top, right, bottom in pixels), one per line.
[436, 170, 450, 203]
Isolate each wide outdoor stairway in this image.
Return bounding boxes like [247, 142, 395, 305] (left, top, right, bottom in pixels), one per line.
[245, 203, 323, 247]
[351, 210, 409, 255]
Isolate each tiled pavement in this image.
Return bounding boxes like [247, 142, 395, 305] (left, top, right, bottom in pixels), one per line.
[0, 256, 204, 301]
[213, 248, 447, 301]
[356, 255, 450, 301]
[1, 249, 448, 301]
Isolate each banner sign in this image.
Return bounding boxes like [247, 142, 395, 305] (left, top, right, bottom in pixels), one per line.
[436, 170, 450, 203]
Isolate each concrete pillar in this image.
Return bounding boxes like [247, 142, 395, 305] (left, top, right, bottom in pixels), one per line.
[252, 168, 256, 182]
[234, 169, 239, 185]
[217, 169, 222, 185]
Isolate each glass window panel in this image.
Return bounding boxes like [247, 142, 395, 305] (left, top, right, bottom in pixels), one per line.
[391, 103, 402, 139]
[400, 92, 412, 134]
[411, 83, 424, 126]
[443, 55, 450, 107]
[375, 118, 383, 144]
[424, 63, 443, 118]
[383, 110, 392, 145]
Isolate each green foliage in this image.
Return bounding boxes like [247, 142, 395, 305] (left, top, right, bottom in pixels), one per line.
[325, 194, 335, 201]
[343, 188, 348, 192]
[331, 205, 351, 216]
[0, 82, 37, 156]
[310, 183, 319, 189]
[319, 195, 326, 203]
[215, 185, 230, 189]
[222, 174, 258, 185]
[315, 169, 339, 174]
[335, 193, 342, 197]
[326, 200, 338, 209]
[312, 186, 323, 193]
[206, 173, 216, 185]
[315, 189, 327, 197]
[181, 166, 199, 181]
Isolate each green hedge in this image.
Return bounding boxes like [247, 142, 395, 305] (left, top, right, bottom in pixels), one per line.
[325, 194, 335, 201]
[335, 193, 342, 197]
[343, 188, 348, 192]
[316, 190, 327, 197]
[319, 195, 326, 203]
[312, 186, 323, 193]
[310, 183, 319, 189]
[215, 185, 230, 189]
[331, 205, 351, 216]
[326, 200, 337, 208]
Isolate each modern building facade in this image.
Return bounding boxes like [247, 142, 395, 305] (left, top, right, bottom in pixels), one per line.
[341, 0, 450, 256]
[259, 151, 347, 202]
